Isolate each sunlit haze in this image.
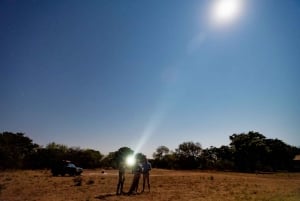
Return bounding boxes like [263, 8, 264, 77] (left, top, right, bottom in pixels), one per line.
[211, 0, 244, 26]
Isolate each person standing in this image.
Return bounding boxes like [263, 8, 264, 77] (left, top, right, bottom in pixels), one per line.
[116, 160, 126, 195]
[141, 156, 152, 193]
[127, 159, 142, 195]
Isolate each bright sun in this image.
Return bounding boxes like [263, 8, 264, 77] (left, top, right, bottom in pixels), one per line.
[211, 0, 243, 25]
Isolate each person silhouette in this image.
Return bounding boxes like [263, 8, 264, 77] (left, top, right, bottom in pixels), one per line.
[127, 158, 142, 195]
[116, 160, 126, 195]
[141, 156, 152, 193]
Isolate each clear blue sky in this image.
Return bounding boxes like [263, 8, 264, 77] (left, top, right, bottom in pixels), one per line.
[1, 0, 300, 157]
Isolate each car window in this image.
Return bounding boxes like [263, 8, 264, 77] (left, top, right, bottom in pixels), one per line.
[67, 163, 76, 168]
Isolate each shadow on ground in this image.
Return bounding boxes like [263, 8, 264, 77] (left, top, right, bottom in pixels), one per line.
[95, 192, 146, 199]
[95, 193, 116, 199]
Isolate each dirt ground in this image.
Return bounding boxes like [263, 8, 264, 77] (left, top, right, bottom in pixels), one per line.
[1, 169, 300, 201]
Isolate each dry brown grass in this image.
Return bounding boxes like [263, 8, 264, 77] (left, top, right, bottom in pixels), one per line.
[0, 169, 300, 201]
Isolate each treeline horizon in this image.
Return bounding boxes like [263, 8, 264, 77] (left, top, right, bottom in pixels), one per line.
[0, 131, 299, 172]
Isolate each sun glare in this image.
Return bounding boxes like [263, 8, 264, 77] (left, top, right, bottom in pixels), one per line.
[126, 155, 136, 166]
[211, 0, 243, 26]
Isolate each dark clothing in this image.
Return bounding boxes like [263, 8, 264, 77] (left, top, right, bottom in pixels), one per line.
[116, 165, 126, 195]
[142, 161, 151, 192]
[142, 161, 152, 174]
[128, 164, 142, 195]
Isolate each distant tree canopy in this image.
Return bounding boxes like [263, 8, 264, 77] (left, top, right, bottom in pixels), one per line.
[101, 147, 134, 169]
[153, 145, 170, 160]
[175, 142, 202, 169]
[152, 146, 173, 169]
[0, 132, 104, 169]
[1, 131, 299, 172]
[152, 131, 300, 172]
[0, 132, 38, 169]
[229, 131, 299, 172]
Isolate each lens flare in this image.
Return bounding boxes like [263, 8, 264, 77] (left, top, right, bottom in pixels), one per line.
[126, 155, 136, 166]
[132, 69, 179, 157]
[133, 109, 165, 155]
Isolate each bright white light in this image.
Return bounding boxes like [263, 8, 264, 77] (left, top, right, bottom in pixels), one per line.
[132, 101, 168, 155]
[126, 155, 135, 166]
[211, 0, 243, 25]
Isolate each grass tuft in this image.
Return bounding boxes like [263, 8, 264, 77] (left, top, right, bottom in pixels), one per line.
[73, 176, 82, 186]
[0, 183, 6, 194]
[86, 178, 94, 185]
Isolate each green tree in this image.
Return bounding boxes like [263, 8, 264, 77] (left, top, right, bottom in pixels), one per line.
[101, 147, 134, 168]
[67, 148, 103, 169]
[152, 145, 173, 169]
[230, 131, 268, 172]
[44, 142, 70, 168]
[0, 132, 38, 169]
[115, 147, 134, 168]
[200, 146, 218, 169]
[46, 142, 69, 152]
[100, 152, 117, 168]
[175, 141, 202, 169]
[264, 139, 299, 171]
[214, 145, 234, 170]
[153, 145, 170, 160]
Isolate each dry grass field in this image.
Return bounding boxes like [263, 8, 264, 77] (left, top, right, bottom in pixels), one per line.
[1, 169, 300, 201]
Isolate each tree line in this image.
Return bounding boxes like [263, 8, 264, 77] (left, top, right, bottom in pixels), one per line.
[1, 131, 299, 172]
[0, 132, 103, 169]
[152, 131, 300, 172]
